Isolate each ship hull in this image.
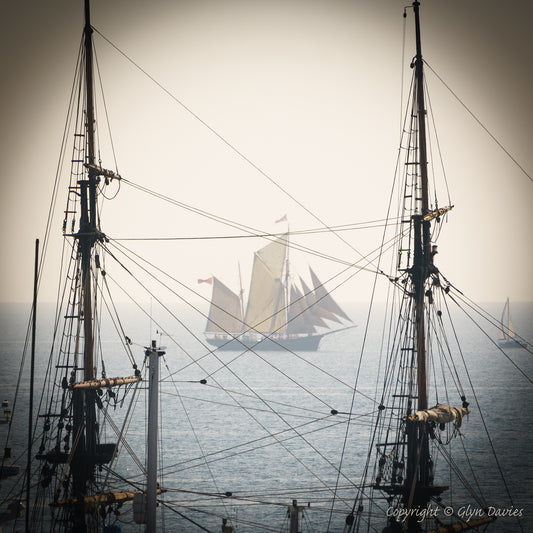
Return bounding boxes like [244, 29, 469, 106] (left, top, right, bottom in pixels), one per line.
[205, 333, 324, 351]
[498, 338, 527, 348]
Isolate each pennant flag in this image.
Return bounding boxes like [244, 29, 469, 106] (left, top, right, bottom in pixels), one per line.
[275, 214, 288, 223]
[197, 277, 213, 284]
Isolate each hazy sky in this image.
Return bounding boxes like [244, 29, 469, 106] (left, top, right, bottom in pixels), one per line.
[1, 0, 532, 305]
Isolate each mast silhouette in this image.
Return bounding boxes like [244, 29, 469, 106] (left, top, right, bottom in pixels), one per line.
[71, 0, 98, 527]
[404, 2, 435, 528]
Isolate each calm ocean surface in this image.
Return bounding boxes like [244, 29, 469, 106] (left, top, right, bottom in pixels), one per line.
[1, 301, 532, 532]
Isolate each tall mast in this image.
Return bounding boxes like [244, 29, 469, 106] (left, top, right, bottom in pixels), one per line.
[238, 262, 245, 331]
[362, 4, 494, 532]
[81, 0, 97, 377]
[71, 0, 99, 525]
[285, 225, 290, 328]
[412, 0, 430, 413]
[406, 0, 433, 525]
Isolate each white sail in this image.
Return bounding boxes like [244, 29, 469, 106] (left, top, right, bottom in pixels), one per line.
[499, 297, 511, 341]
[256, 234, 287, 280]
[498, 298, 526, 347]
[299, 277, 330, 329]
[244, 236, 287, 334]
[288, 284, 316, 335]
[309, 267, 351, 323]
[206, 277, 243, 334]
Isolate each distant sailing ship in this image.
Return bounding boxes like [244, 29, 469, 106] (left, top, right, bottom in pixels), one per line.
[201, 234, 354, 351]
[499, 298, 527, 348]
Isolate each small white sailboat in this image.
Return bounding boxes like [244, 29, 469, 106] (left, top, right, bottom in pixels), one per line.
[499, 298, 526, 348]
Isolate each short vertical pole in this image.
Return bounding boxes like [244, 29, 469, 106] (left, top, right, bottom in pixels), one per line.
[146, 340, 164, 532]
[26, 239, 39, 532]
[289, 500, 299, 533]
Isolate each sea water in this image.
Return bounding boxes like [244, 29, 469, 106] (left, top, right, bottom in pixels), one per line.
[0, 301, 532, 532]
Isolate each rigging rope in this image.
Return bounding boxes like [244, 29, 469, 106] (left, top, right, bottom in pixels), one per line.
[91, 26, 401, 278]
[103, 235, 395, 411]
[444, 291, 526, 532]
[119, 177, 388, 276]
[112, 217, 404, 241]
[424, 60, 532, 183]
[94, 245, 363, 509]
[447, 291, 532, 382]
[160, 355, 234, 521]
[326, 53, 415, 528]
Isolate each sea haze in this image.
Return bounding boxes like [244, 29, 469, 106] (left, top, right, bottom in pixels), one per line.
[0, 301, 531, 531]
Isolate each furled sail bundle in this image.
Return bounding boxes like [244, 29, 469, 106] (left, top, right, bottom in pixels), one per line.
[411, 404, 470, 428]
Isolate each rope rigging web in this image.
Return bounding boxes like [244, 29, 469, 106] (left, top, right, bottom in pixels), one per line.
[3, 5, 531, 532]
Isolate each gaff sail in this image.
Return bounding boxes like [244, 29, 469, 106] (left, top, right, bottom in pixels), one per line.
[244, 235, 288, 334]
[206, 277, 243, 334]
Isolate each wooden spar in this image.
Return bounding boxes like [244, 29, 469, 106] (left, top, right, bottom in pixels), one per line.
[85, 163, 121, 181]
[70, 376, 141, 390]
[84, 0, 96, 171]
[423, 205, 453, 222]
[80, 0, 97, 386]
[412, 0, 430, 415]
[50, 489, 166, 508]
